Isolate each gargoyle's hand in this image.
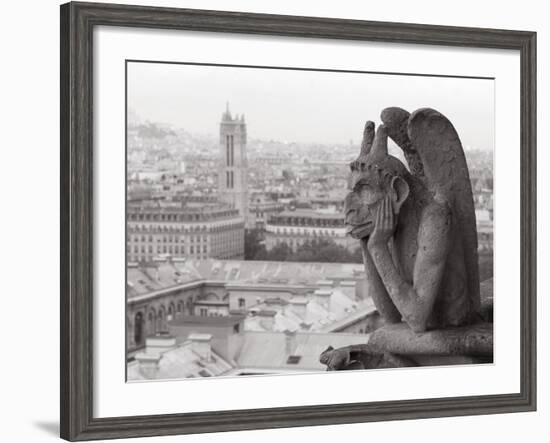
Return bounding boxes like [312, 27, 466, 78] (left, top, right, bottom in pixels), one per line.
[319, 346, 351, 371]
[368, 195, 396, 249]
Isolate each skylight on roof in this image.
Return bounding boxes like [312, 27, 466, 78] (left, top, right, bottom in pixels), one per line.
[286, 355, 301, 364]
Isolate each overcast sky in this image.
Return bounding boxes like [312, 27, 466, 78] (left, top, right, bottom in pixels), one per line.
[127, 61, 494, 150]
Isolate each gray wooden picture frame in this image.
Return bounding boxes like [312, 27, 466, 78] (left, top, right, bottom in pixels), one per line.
[60, 2, 537, 441]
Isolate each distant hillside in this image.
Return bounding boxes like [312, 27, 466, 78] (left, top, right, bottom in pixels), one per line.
[133, 122, 176, 139]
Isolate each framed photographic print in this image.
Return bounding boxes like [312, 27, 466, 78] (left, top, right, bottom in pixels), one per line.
[60, 1, 537, 441]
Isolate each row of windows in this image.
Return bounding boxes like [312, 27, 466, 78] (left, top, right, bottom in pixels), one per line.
[128, 244, 208, 254]
[197, 307, 230, 318]
[131, 299, 196, 344]
[129, 255, 209, 262]
[129, 229, 242, 238]
[129, 235, 207, 243]
[252, 209, 283, 218]
[127, 240, 241, 253]
[127, 240, 243, 256]
[128, 212, 237, 222]
[128, 223, 245, 233]
[269, 228, 338, 236]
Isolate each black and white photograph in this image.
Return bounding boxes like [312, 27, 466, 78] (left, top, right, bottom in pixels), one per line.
[125, 61, 495, 381]
[0, 0, 545, 440]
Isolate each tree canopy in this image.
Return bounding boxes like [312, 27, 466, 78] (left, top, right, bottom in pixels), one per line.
[244, 229, 362, 264]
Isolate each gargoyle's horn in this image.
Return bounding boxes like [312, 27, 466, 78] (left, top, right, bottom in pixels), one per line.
[360, 121, 375, 156]
[370, 124, 389, 157]
[381, 107, 425, 180]
[381, 107, 413, 152]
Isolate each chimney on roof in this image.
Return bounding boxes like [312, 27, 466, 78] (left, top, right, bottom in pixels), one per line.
[289, 297, 309, 318]
[316, 279, 333, 288]
[265, 296, 289, 315]
[145, 335, 176, 355]
[284, 329, 297, 355]
[135, 353, 161, 379]
[314, 289, 332, 310]
[189, 333, 212, 362]
[340, 280, 356, 288]
[258, 309, 277, 331]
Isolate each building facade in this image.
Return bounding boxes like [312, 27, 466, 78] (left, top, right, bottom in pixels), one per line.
[264, 209, 357, 252]
[219, 104, 249, 222]
[126, 258, 368, 352]
[127, 202, 245, 262]
[247, 193, 285, 230]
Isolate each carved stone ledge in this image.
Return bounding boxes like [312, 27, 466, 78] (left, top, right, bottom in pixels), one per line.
[320, 322, 493, 371]
[367, 322, 493, 357]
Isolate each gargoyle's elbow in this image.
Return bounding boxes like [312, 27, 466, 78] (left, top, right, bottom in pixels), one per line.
[410, 322, 427, 333]
[406, 317, 428, 333]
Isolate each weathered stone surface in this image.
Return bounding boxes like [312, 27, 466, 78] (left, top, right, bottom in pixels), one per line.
[319, 322, 492, 370]
[320, 107, 493, 371]
[320, 344, 416, 370]
[366, 322, 493, 356]
[345, 107, 480, 331]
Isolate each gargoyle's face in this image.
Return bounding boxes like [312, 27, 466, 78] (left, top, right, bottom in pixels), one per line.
[344, 123, 411, 240]
[344, 166, 387, 239]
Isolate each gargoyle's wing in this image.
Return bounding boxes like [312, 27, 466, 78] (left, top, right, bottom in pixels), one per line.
[381, 107, 426, 182]
[407, 108, 480, 310]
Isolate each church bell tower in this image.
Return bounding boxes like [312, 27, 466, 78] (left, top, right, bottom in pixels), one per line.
[219, 103, 248, 222]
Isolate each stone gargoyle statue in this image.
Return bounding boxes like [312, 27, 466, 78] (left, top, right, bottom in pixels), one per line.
[320, 107, 493, 371]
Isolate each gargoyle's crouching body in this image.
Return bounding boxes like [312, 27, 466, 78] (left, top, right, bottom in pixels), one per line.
[320, 107, 492, 371]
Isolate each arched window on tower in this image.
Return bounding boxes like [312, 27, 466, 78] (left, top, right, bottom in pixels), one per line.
[230, 135, 234, 166]
[226, 135, 230, 166]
